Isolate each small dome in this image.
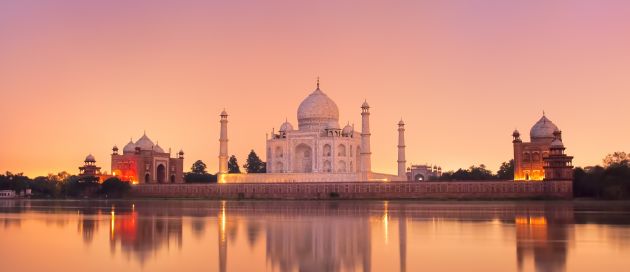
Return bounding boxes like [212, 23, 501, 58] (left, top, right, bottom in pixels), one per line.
[123, 140, 136, 153]
[550, 138, 564, 148]
[342, 123, 353, 136]
[398, 119, 405, 126]
[297, 88, 339, 131]
[512, 129, 520, 137]
[178, 149, 184, 155]
[220, 109, 228, 116]
[112, 145, 119, 151]
[530, 115, 559, 140]
[85, 154, 96, 162]
[135, 133, 155, 150]
[279, 121, 294, 132]
[361, 100, 370, 108]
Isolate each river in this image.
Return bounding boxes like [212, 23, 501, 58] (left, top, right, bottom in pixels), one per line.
[1, 200, 629, 272]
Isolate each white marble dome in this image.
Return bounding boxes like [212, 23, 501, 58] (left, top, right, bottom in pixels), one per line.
[122, 140, 136, 153]
[326, 120, 340, 129]
[530, 115, 558, 139]
[135, 133, 155, 150]
[342, 123, 353, 136]
[279, 121, 294, 132]
[297, 88, 339, 130]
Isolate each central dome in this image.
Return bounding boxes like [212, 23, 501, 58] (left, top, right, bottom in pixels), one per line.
[297, 88, 339, 131]
[530, 115, 559, 140]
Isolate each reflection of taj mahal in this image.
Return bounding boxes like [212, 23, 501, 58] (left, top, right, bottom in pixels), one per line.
[218, 80, 407, 183]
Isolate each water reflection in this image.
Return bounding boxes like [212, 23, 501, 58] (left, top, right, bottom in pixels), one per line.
[1, 200, 630, 272]
[109, 208, 183, 265]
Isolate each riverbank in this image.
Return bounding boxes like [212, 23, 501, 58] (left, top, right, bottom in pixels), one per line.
[129, 180, 572, 200]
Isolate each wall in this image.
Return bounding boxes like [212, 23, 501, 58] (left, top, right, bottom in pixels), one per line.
[130, 180, 573, 200]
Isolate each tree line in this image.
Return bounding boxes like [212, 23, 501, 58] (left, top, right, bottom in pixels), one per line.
[438, 160, 515, 181]
[184, 149, 266, 183]
[0, 172, 130, 198]
[2, 151, 628, 199]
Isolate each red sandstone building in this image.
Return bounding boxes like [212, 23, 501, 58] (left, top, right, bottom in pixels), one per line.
[111, 133, 184, 184]
[513, 114, 573, 181]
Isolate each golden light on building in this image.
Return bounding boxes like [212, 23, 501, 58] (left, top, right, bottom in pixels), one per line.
[515, 216, 548, 226]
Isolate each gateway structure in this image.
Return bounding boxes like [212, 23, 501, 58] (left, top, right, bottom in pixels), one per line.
[218, 81, 406, 183]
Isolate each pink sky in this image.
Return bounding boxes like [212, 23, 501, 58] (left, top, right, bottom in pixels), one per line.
[1, 0, 629, 177]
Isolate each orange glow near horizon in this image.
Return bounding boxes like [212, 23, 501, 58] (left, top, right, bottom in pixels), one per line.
[1, 1, 630, 177]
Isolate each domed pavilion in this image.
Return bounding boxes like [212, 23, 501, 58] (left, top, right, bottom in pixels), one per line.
[512, 113, 573, 181]
[111, 132, 185, 184]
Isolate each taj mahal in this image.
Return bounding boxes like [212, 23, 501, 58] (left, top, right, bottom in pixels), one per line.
[217, 80, 408, 183]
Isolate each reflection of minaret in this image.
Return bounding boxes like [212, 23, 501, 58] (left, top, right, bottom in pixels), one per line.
[398, 210, 407, 272]
[218, 201, 227, 272]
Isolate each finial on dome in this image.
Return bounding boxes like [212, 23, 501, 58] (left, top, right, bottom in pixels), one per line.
[543, 110, 546, 117]
[316, 76, 320, 89]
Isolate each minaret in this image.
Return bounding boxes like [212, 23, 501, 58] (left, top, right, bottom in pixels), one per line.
[219, 109, 229, 175]
[360, 101, 372, 177]
[397, 119, 406, 178]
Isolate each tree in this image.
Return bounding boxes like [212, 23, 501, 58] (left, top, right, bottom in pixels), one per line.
[603, 152, 629, 167]
[440, 165, 495, 181]
[496, 160, 515, 180]
[228, 155, 241, 173]
[184, 172, 217, 183]
[99, 177, 131, 198]
[244, 150, 266, 173]
[191, 160, 208, 174]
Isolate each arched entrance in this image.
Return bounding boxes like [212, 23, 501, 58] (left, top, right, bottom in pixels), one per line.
[157, 164, 166, 183]
[144, 173, 150, 183]
[170, 175, 175, 183]
[414, 174, 425, 181]
[294, 144, 313, 173]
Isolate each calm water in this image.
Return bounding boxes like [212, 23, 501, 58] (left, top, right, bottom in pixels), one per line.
[1, 200, 629, 272]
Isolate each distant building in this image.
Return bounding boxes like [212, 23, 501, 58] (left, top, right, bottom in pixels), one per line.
[0, 190, 16, 198]
[513, 114, 573, 181]
[543, 130, 574, 180]
[406, 164, 442, 181]
[111, 133, 184, 184]
[78, 154, 102, 182]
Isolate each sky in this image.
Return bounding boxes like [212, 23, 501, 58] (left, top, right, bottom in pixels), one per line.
[1, 0, 629, 177]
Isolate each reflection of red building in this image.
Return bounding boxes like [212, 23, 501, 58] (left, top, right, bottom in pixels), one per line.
[515, 207, 573, 272]
[109, 210, 183, 264]
[111, 132, 184, 184]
